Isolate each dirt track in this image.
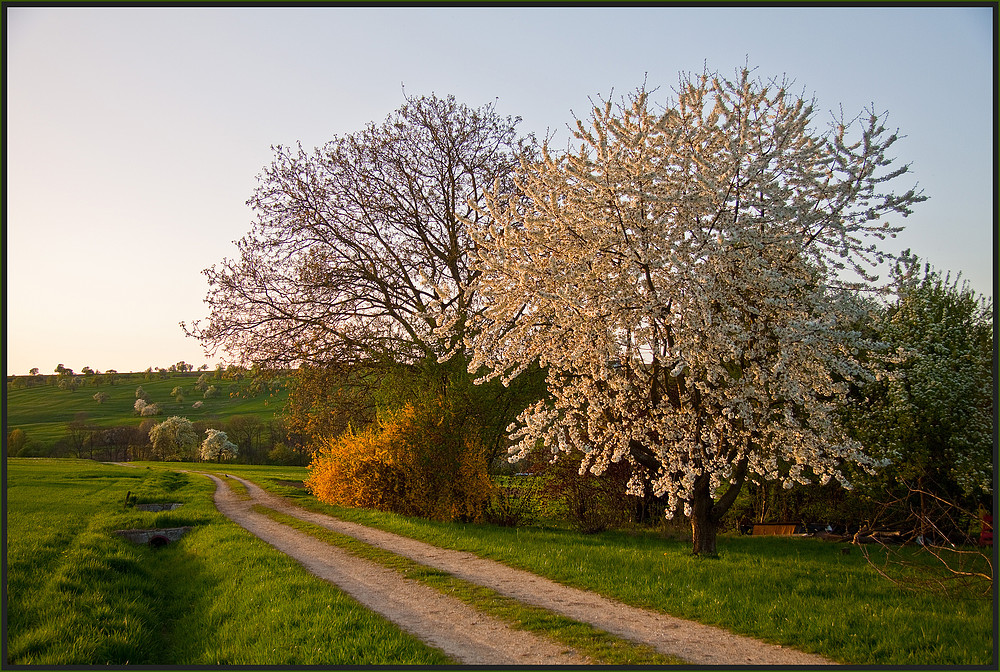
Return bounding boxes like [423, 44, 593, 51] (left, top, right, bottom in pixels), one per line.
[208, 473, 837, 666]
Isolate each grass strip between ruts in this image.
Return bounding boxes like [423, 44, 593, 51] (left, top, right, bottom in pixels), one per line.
[250, 503, 686, 666]
[216, 472, 253, 500]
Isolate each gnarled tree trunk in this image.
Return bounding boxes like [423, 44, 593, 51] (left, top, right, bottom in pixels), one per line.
[690, 478, 719, 555]
[689, 459, 748, 556]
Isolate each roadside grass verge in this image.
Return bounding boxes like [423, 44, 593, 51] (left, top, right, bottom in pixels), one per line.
[5, 459, 451, 665]
[201, 463, 994, 666]
[5, 460, 156, 664]
[252, 503, 685, 665]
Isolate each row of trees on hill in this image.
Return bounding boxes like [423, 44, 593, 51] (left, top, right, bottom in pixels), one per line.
[7, 412, 306, 466]
[5, 362, 264, 391]
[184, 66, 992, 556]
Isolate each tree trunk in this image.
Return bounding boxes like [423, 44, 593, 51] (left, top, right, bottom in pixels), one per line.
[689, 459, 749, 556]
[690, 476, 719, 556]
[691, 512, 718, 555]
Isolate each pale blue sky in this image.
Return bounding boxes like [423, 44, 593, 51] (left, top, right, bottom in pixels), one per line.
[4, 5, 995, 375]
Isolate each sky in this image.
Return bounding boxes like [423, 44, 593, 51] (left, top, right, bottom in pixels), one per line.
[4, 4, 995, 376]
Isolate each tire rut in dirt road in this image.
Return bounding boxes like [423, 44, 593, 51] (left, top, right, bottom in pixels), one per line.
[205, 474, 590, 666]
[230, 475, 838, 666]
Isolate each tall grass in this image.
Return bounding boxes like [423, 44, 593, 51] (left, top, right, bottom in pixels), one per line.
[207, 463, 995, 666]
[5, 459, 450, 665]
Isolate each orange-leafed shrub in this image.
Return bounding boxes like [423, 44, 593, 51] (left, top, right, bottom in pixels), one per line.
[305, 399, 491, 521]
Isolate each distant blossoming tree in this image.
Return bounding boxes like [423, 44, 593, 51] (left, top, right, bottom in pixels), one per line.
[463, 67, 926, 554]
[134, 399, 148, 414]
[140, 403, 161, 417]
[200, 428, 239, 462]
[148, 416, 198, 461]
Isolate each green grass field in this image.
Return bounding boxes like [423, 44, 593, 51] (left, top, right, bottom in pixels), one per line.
[4, 458, 450, 665]
[5, 372, 288, 449]
[195, 463, 995, 667]
[7, 459, 995, 665]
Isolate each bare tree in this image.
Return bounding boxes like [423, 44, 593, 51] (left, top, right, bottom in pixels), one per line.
[67, 412, 95, 459]
[226, 415, 264, 463]
[184, 94, 528, 371]
[101, 426, 134, 462]
[857, 483, 993, 598]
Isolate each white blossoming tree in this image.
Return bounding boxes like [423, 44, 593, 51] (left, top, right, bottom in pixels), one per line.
[140, 403, 162, 417]
[466, 67, 925, 554]
[148, 416, 199, 462]
[850, 257, 994, 500]
[200, 428, 239, 462]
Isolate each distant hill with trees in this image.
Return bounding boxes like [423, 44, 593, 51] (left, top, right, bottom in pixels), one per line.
[5, 366, 296, 463]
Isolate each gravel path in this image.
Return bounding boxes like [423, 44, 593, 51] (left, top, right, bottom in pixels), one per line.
[211, 473, 837, 666]
[207, 473, 590, 665]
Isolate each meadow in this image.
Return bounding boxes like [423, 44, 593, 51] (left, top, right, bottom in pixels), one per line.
[193, 463, 996, 666]
[4, 458, 449, 665]
[5, 372, 287, 450]
[6, 458, 994, 666]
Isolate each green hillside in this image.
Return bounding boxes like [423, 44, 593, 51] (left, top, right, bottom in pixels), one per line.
[5, 372, 289, 451]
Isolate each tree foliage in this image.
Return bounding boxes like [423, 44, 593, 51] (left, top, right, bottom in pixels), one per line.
[464, 67, 926, 554]
[148, 416, 198, 461]
[7, 428, 28, 457]
[200, 428, 239, 462]
[846, 257, 994, 501]
[305, 397, 491, 521]
[282, 363, 380, 452]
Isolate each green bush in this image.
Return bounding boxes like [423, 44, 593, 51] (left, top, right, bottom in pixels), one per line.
[484, 474, 546, 527]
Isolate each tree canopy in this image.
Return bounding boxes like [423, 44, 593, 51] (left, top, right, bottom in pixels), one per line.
[849, 257, 994, 501]
[148, 416, 198, 462]
[185, 94, 528, 370]
[462, 67, 926, 553]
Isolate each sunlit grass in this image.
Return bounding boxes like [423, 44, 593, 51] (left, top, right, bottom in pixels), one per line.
[214, 464, 994, 666]
[5, 459, 451, 665]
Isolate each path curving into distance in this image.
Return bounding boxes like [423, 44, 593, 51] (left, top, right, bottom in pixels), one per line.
[210, 473, 838, 666]
[205, 473, 589, 665]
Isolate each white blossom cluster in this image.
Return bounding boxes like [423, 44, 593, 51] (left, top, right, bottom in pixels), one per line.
[200, 428, 239, 462]
[454, 69, 924, 518]
[134, 398, 162, 416]
[148, 416, 198, 461]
